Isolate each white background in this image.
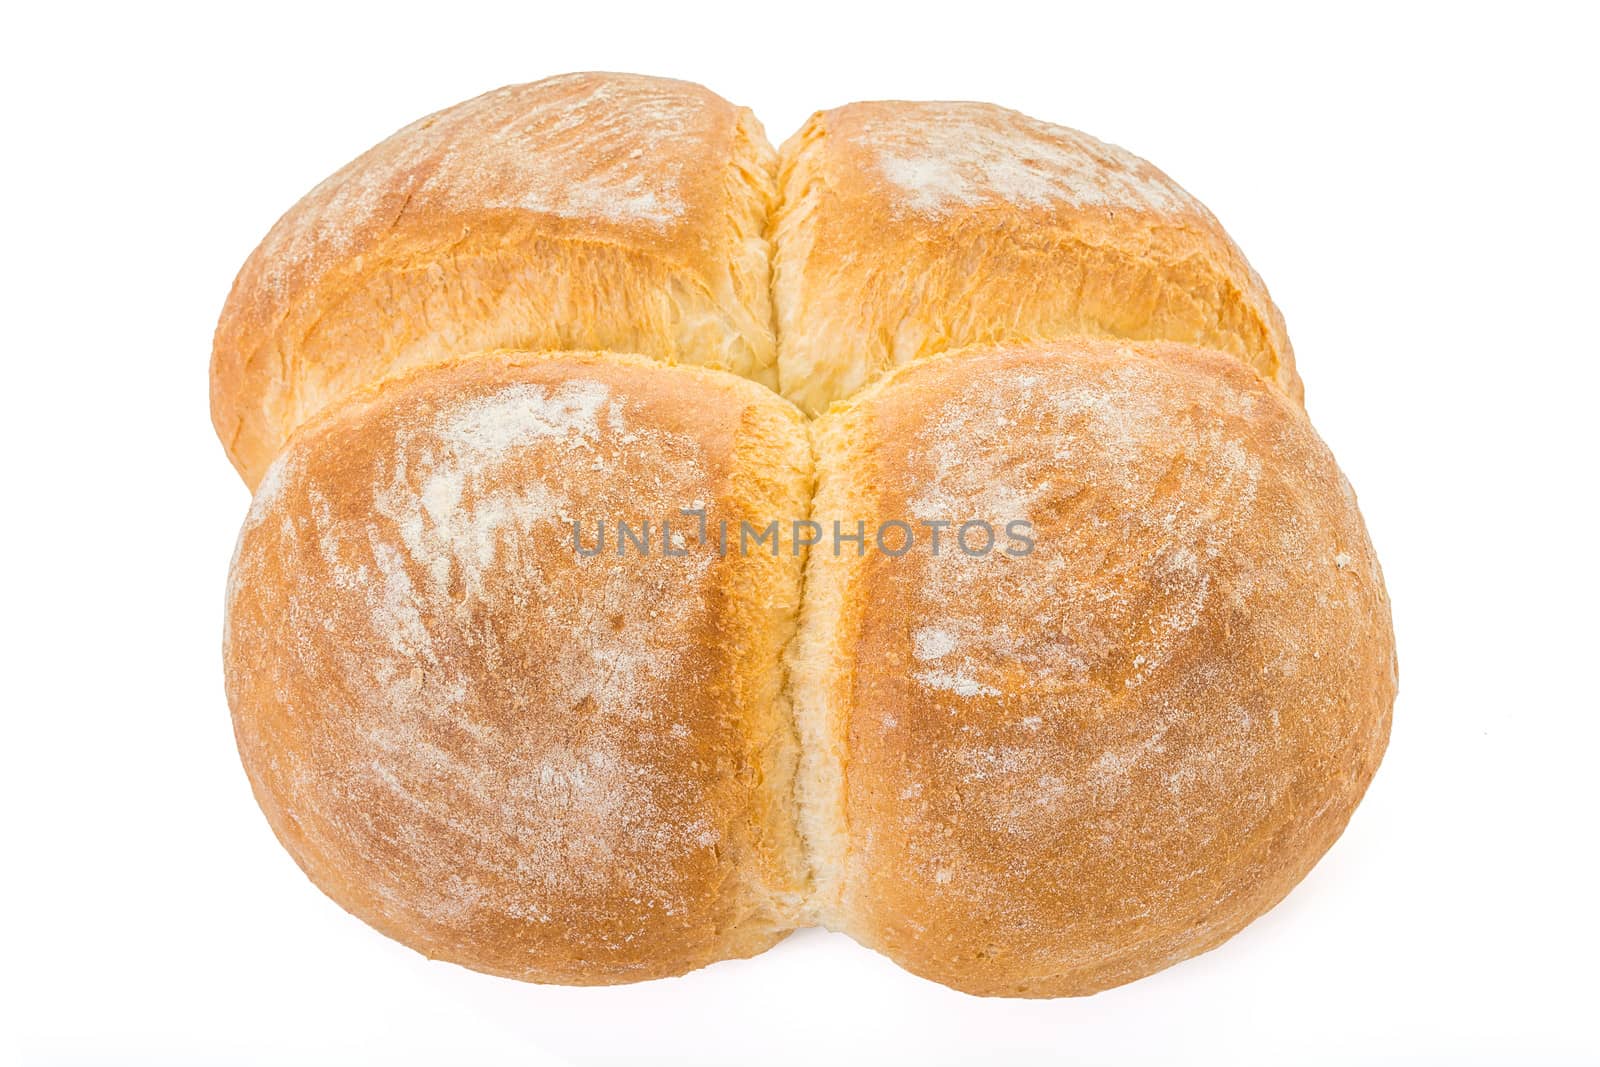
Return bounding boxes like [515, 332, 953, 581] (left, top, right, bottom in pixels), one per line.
[4, 2, 1596, 1064]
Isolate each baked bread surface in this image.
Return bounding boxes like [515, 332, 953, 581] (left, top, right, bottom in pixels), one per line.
[225, 350, 811, 983]
[793, 339, 1394, 996]
[212, 73, 778, 487]
[215, 75, 1393, 995]
[772, 101, 1299, 415]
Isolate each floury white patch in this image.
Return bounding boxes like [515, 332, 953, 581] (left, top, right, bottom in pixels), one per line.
[566, 506, 1036, 559]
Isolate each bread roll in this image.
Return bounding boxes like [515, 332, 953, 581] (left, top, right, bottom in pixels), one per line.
[224, 349, 811, 983]
[215, 79, 1395, 996]
[212, 73, 778, 487]
[792, 338, 1394, 996]
[772, 101, 1298, 414]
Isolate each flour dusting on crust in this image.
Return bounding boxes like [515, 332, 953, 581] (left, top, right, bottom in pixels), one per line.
[251, 73, 718, 302]
[825, 341, 1394, 993]
[222, 358, 797, 977]
[859, 103, 1195, 216]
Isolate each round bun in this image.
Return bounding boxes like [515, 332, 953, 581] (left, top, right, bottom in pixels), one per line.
[211, 73, 778, 488]
[773, 100, 1299, 415]
[225, 350, 811, 982]
[792, 338, 1395, 996]
[214, 74, 1394, 996]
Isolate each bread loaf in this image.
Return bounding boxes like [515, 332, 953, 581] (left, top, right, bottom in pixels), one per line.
[214, 73, 1395, 996]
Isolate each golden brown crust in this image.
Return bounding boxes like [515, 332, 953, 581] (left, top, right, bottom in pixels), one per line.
[224, 350, 811, 983]
[794, 338, 1393, 996]
[772, 101, 1299, 415]
[212, 73, 778, 487]
[215, 85, 1394, 995]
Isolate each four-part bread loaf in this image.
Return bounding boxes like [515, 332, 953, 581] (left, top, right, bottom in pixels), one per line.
[215, 72, 1395, 996]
